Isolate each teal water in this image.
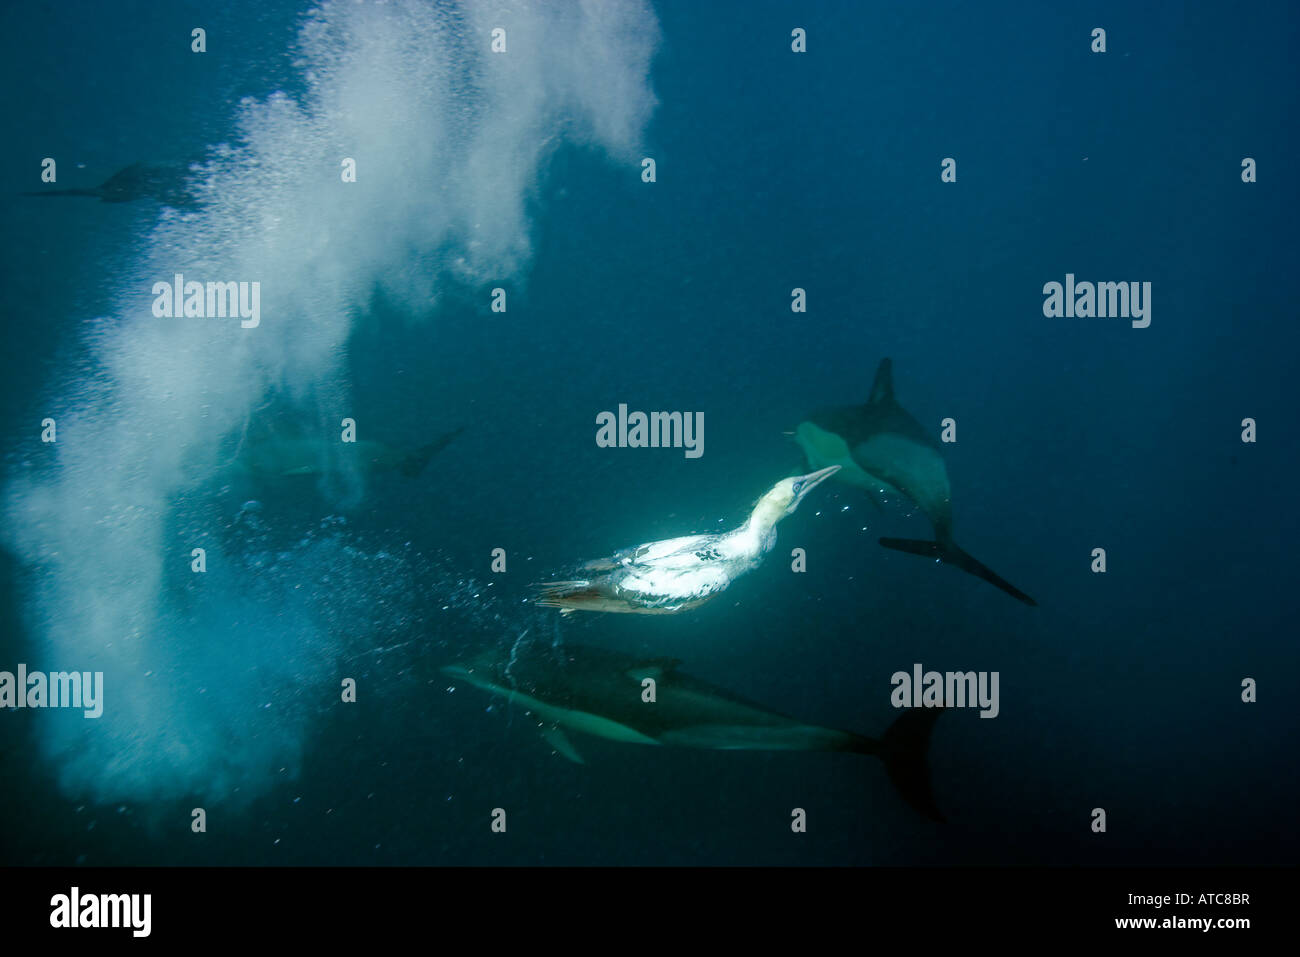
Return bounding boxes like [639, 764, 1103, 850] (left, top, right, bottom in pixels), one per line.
[0, 0, 1296, 865]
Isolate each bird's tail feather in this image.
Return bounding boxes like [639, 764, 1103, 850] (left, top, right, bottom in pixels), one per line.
[532, 580, 598, 608]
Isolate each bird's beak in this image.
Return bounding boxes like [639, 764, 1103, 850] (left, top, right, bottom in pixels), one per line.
[793, 464, 840, 503]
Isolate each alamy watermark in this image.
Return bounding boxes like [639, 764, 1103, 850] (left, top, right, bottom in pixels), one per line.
[596, 404, 703, 459]
[50, 887, 150, 937]
[0, 665, 103, 718]
[1043, 273, 1151, 328]
[891, 663, 999, 718]
[151, 273, 260, 328]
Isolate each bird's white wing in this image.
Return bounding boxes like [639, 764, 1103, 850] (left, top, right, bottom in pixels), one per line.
[627, 534, 716, 569]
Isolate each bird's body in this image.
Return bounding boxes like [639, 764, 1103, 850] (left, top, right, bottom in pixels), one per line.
[535, 466, 839, 614]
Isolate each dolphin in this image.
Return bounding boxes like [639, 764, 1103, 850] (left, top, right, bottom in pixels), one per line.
[228, 425, 464, 479]
[23, 163, 197, 207]
[794, 358, 1036, 605]
[443, 642, 945, 822]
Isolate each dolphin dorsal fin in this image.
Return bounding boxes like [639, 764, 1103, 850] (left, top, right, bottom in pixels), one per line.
[868, 358, 895, 405]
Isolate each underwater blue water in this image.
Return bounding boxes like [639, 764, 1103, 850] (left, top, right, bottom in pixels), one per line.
[0, 0, 1296, 865]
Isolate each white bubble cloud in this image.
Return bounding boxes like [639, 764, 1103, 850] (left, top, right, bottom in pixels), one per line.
[4, 0, 659, 806]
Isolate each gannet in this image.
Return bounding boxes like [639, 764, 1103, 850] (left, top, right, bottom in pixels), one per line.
[534, 465, 839, 614]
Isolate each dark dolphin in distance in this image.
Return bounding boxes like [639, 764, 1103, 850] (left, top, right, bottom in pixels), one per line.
[229, 424, 465, 479]
[794, 358, 1037, 606]
[23, 163, 197, 208]
[443, 642, 946, 822]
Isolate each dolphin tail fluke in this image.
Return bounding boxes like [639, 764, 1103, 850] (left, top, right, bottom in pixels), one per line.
[882, 707, 946, 822]
[856, 707, 945, 822]
[878, 536, 1037, 606]
[399, 426, 464, 478]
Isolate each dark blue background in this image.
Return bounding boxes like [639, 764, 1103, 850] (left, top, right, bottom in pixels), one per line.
[1, 0, 1296, 864]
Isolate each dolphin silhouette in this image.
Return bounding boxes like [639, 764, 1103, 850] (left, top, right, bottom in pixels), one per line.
[443, 642, 946, 822]
[23, 163, 196, 207]
[795, 358, 1036, 605]
[229, 425, 464, 479]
